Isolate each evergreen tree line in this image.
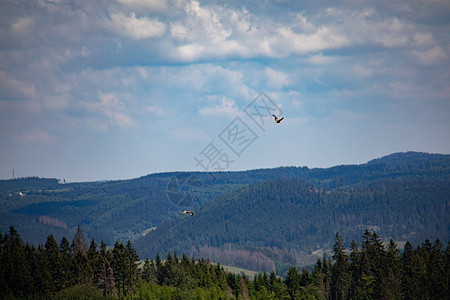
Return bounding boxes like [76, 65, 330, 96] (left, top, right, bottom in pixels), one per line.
[0, 225, 137, 299]
[1, 226, 449, 299]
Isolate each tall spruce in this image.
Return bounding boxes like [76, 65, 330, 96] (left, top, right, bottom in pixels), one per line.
[112, 241, 127, 298]
[44, 234, 64, 293]
[331, 232, 349, 300]
[98, 241, 116, 297]
[125, 240, 139, 298]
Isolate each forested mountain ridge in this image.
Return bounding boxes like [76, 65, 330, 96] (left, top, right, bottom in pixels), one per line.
[134, 177, 449, 273]
[1, 151, 449, 260]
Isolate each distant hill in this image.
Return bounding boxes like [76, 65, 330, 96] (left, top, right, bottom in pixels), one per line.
[367, 151, 450, 167]
[134, 177, 449, 273]
[1, 151, 449, 272]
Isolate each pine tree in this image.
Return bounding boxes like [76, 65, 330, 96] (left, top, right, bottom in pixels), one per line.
[112, 241, 127, 298]
[285, 266, 300, 299]
[125, 240, 139, 298]
[4, 226, 32, 298]
[385, 239, 402, 299]
[45, 234, 64, 293]
[72, 224, 88, 255]
[141, 258, 156, 283]
[401, 241, 418, 299]
[59, 236, 74, 287]
[34, 245, 52, 297]
[331, 232, 349, 300]
[155, 252, 164, 285]
[368, 231, 388, 298]
[322, 257, 332, 300]
[348, 240, 360, 299]
[98, 241, 116, 297]
[424, 239, 446, 299]
[445, 240, 450, 298]
[87, 238, 100, 286]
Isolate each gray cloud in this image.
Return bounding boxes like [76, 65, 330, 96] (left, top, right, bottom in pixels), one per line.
[0, 0, 449, 181]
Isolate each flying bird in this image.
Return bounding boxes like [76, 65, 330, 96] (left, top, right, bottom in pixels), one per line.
[182, 210, 194, 216]
[272, 114, 284, 123]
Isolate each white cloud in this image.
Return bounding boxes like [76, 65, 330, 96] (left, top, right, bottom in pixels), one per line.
[410, 46, 448, 66]
[14, 128, 55, 144]
[0, 71, 37, 99]
[114, 0, 172, 12]
[332, 109, 359, 121]
[183, 0, 231, 43]
[353, 64, 373, 78]
[265, 68, 290, 90]
[170, 127, 210, 142]
[199, 97, 239, 118]
[80, 93, 135, 129]
[110, 12, 166, 39]
[306, 54, 341, 65]
[276, 25, 349, 55]
[1, 0, 449, 181]
[146, 105, 165, 116]
[11, 16, 34, 35]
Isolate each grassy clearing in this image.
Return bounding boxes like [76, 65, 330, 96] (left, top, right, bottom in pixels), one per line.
[222, 265, 259, 279]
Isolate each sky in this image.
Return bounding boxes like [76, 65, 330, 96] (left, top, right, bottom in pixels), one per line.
[0, 0, 449, 182]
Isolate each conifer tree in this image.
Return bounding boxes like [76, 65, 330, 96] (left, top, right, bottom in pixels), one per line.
[385, 239, 402, 299]
[112, 241, 127, 297]
[285, 266, 300, 299]
[4, 226, 32, 298]
[445, 240, 450, 298]
[141, 258, 156, 283]
[401, 241, 418, 299]
[348, 240, 360, 299]
[87, 238, 100, 286]
[125, 240, 139, 298]
[98, 241, 116, 297]
[322, 257, 332, 300]
[45, 234, 64, 293]
[59, 236, 73, 287]
[331, 232, 349, 300]
[34, 244, 52, 297]
[72, 224, 88, 255]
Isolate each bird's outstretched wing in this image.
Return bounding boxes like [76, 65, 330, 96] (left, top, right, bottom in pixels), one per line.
[272, 114, 284, 123]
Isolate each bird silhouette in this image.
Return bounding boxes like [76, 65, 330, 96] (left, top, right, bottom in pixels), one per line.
[272, 114, 284, 123]
[182, 210, 194, 216]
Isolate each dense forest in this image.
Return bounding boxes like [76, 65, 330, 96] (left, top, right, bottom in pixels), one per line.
[1, 152, 448, 246]
[135, 177, 449, 274]
[1, 226, 448, 299]
[1, 151, 449, 274]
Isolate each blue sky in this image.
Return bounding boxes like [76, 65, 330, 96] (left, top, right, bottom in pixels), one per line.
[1, 0, 449, 182]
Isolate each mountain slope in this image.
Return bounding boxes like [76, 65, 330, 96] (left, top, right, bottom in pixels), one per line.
[1, 151, 449, 247]
[134, 176, 449, 271]
[136, 179, 450, 256]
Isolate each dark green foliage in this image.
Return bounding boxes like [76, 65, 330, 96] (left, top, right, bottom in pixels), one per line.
[136, 176, 449, 271]
[331, 233, 349, 300]
[285, 266, 301, 298]
[53, 284, 106, 300]
[2, 152, 449, 249]
[0, 226, 449, 299]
